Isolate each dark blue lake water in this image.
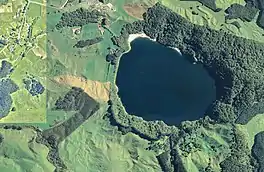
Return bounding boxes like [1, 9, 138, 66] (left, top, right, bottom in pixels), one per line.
[116, 38, 216, 125]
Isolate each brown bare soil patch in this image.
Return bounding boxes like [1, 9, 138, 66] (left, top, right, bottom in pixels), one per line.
[123, 3, 150, 20]
[54, 75, 110, 102]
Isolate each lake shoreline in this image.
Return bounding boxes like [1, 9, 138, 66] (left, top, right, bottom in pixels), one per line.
[127, 33, 182, 54]
[116, 37, 216, 125]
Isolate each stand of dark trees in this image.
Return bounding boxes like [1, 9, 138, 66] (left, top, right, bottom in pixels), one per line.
[252, 131, 264, 172]
[40, 87, 99, 171]
[106, 48, 124, 65]
[56, 8, 103, 29]
[0, 133, 3, 144]
[0, 60, 13, 79]
[225, 3, 258, 22]
[73, 37, 103, 48]
[156, 135, 187, 172]
[54, 87, 93, 111]
[236, 101, 264, 124]
[0, 39, 6, 45]
[226, 0, 264, 29]
[0, 79, 19, 118]
[108, 3, 264, 171]
[220, 128, 258, 172]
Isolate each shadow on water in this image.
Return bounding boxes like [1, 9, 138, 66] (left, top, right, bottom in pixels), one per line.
[116, 38, 216, 125]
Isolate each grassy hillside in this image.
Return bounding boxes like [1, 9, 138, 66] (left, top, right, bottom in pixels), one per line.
[0, 128, 55, 172]
[58, 106, 162, 172]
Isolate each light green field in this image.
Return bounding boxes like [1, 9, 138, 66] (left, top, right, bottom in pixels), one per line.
[0, 128, 55, 172]
[58, 106, 162, 172]
[236, 113, 264, 150]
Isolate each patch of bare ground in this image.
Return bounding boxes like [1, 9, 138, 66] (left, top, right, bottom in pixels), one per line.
[54, 75, 110, 102]
[123, 3, 151, 20]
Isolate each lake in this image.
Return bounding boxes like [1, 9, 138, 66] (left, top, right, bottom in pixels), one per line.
[116, 38, 216, 125]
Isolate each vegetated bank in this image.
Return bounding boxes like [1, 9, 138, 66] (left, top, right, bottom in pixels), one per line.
[106, 3, 264, 171]
[116, 37, 216, 125]
[110, 2, 264, 126]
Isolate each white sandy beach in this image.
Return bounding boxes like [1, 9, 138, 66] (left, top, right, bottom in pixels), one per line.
[168, 46, 182, 55]
[128, 33, 154, 43]
[128, 33, 182, 54]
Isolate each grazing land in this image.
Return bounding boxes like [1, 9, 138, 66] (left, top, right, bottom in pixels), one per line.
[0, 0, 264, 172]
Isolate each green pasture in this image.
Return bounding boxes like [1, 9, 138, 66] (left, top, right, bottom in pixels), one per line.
[0, 128, 55, 172]
[58, 105, 162, 172]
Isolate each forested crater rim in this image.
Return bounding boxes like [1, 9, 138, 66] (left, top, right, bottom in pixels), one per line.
[115, 36, 216, 125]
[110, 2, 264, 127]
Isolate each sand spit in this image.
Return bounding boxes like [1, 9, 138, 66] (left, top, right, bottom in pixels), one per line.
[54, 75, 110, 102]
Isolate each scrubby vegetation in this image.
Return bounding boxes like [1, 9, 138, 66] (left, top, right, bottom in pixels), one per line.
[73, 37, 103, 48]
[56, 8, 104, 29]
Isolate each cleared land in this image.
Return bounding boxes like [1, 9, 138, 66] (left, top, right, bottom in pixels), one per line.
[0, 127, 55, 172]
[54, 75, 111, 102]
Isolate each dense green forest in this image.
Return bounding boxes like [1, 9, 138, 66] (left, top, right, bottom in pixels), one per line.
[56, 8, 103, 29]
[108, 3, 264, 171]
[73, 37, 103, 48]
[225, 3, 258, 21]
[113, 3, 264, 125]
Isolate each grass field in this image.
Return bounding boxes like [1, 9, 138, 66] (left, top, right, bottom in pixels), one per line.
[0, 128, 55, 172]
[58, 105, 162, 172]
[237, 113, 264, 150]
